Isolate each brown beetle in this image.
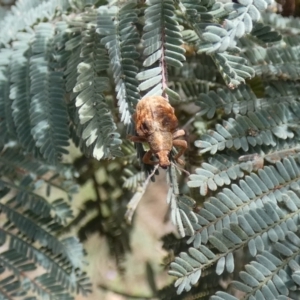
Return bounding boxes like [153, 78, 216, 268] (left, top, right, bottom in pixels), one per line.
[128, 96, 187, 168]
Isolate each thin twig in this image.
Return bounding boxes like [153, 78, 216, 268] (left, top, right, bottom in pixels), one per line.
[98, 284, 155, 299]
[125, 164, 159, 223]
[171, 162, 190, 176]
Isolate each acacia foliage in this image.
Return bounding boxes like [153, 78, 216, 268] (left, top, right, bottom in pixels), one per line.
[1, 0, 300, 299]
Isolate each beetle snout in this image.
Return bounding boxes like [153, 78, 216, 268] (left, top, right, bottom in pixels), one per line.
[156, 151, 170, 169]
[160, 164, 169, 169]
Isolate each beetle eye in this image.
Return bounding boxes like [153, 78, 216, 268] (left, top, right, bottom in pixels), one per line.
[141, 122, 149, 131]
[141, 120, 151, 131]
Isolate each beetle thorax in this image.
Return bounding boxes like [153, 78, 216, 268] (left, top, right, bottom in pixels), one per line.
[148, 131, 173, 152]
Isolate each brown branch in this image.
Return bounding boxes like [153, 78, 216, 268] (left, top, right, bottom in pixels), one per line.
[280, 0, 296, 16]
[98, 284, 155, 299]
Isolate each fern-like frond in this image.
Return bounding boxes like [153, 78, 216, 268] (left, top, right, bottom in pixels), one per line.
[0, 248, 64, 300]
[211, 52, 255, 87]
[122, 168, 145, 191]
[264, 80, 300, 98]
[10, 33, 40, 155]
[10, 231, 91, 295]
[211, 243, 300, 299]
[189, 139, 300, 196]
[188, 151, 247, 196]
[0, 264, 34, 299]
[196, 84, 258, 119]
[249, 22, 281, 43]
[29, 23, 70, 164]
[195, 102, 300, 154]
[167, 165, 201, 237]
[98, 2, 140, 126]
[3, 203, 63, 252]
[179, 0, 269, 87]
[0, 0, 71, 47]
[0, 148, 47, 176]
[262, 11, 300, 35]
[136, 0, 186, 98]
[196, 81, 300, 119]
[170, 155, 300, 294]
[32, 273, 74, 300]
[0, 147, 78, 200]
[0, 49, 17, 145]
[67, 8, 122, 160]
[68, 103, 95, 157]
[168, 55, 221, 103]
[180, 0, 273, 53]
[64, 33, 82, 94]
[0, 188, 91, 298]
[64, 21, 96, 157]
[169, 56, 218, 83]
[168, 78, 221, 106]
[245, 44, 300, 80]
[0, 175, 73, 224]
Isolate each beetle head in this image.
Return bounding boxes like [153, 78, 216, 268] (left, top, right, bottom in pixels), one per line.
[156, 151, 170, 169]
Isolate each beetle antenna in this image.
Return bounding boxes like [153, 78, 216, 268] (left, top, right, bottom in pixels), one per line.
[125, 164, 159, 223]
[144, 164, 160, 185]
[171, 162, 190, 176]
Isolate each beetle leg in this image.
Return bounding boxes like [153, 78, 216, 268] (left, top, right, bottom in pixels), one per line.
[173, 129, 185, 139]
[173, 139, 187, 165]
[132, 112, 137, 123]
[127, 135, 147, 143]
[142, 150, 157, 165]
